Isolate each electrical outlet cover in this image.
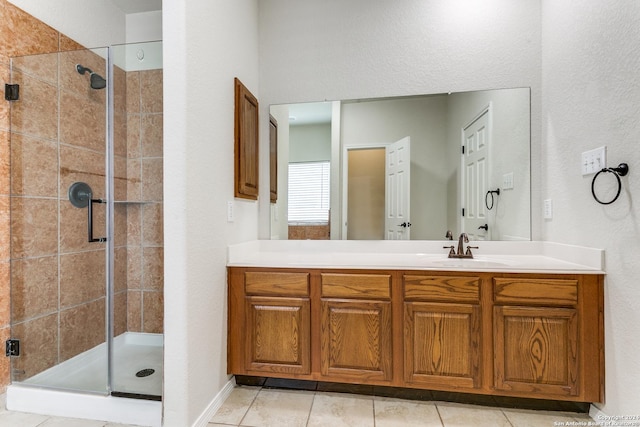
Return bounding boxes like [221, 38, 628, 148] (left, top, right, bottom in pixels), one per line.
[543, 199, 553, 219]
[227, 201, 234, 222]
[502, 172, 514, 190]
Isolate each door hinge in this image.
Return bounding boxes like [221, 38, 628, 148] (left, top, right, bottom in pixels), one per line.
[4, 84, 19, 101]
[462, 145, 465, 154]
[462, 208, 465, 217]
[5, 339, 20, 357]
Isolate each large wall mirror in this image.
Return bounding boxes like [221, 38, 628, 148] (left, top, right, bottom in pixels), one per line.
[270, 87, 530, 241]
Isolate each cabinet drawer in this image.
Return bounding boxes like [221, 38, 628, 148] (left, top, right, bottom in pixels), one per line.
[245, 272, 309, 297]
[321, 273, 391, 299]
[494, 278, 578, 306]
[404, 275, 480, 303]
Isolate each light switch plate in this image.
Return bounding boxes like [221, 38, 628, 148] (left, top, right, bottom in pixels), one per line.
[581, 146, 607, 175]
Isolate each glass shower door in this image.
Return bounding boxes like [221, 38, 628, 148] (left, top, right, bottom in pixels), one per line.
[8, 47, 110, 394]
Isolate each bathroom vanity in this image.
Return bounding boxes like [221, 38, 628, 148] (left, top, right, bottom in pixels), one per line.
[227, 240, 604, 403]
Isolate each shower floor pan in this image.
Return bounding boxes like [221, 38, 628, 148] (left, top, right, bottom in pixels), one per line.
[24, 332, 163, 397]
[7, 332, 163, 427]
[22, 332, 163, 400]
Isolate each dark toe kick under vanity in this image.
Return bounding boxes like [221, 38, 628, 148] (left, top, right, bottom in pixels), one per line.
[227, 241, 605, 411]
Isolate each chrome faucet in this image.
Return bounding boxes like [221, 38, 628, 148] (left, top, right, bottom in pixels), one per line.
[443, 232, 478, 258]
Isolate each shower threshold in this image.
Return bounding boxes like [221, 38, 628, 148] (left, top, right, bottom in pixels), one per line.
[6, 332, 163, 426]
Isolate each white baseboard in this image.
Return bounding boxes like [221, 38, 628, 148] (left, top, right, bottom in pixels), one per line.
[191, 378, 236, 427]
[590, 404, 607, 425]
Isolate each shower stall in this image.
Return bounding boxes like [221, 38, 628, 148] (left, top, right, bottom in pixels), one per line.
[5, 41, 164, 426]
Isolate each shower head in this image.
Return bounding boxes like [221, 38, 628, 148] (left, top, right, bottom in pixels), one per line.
[76, 64, 106, 90]
[90, 73, 106, 90]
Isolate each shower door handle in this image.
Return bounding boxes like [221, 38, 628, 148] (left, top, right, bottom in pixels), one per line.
[68, 182, 107, 243]
[87, 198, 107, 243]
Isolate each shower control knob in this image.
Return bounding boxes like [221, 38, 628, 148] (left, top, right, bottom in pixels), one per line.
[68, 182, 92, 208]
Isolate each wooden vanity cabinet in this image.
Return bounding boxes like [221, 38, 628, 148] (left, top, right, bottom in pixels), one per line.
[492, 276, 603, 401]
[403, 275, 482, 390]
[228, 269, 395, 384]
[228, 267, 604, 403]
[228, 270, 311, 376]
[319, 273, 393, 382]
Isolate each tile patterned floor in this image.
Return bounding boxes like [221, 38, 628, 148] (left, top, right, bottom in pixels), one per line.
[209, 386, 596, 427]
[0, 386, 597, 427]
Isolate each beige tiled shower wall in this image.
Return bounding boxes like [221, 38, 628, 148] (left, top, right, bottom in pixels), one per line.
[125, 69, 164, 335]
[0, 0, 164, 393]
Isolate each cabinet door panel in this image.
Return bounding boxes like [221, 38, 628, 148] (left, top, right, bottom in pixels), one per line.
[321, 299, 392, 381]
[245, 297, 310, 375]
[494, 306, 578, 396]
[404, 302, 481, 389]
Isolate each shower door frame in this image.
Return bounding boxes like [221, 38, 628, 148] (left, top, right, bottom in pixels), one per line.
[105, 45, 116, 396]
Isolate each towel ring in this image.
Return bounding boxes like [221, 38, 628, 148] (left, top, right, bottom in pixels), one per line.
[591, 163, 629, 205]
[485, 189, 500, 210]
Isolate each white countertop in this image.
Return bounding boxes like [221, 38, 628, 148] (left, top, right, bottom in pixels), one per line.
[227, 240, 605, 274]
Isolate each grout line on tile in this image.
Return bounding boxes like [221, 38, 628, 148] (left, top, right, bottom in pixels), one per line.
[501, 409, 516, 427]
[434, 402, 446, 427]
[373, 396, 381, 427]
[303, 390, 317, 427]
[237, 385, 264, 427]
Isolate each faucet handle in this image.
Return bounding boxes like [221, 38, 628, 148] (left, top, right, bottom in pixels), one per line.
[465, 246, 479, 257]
[443, 245, 456, 257]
